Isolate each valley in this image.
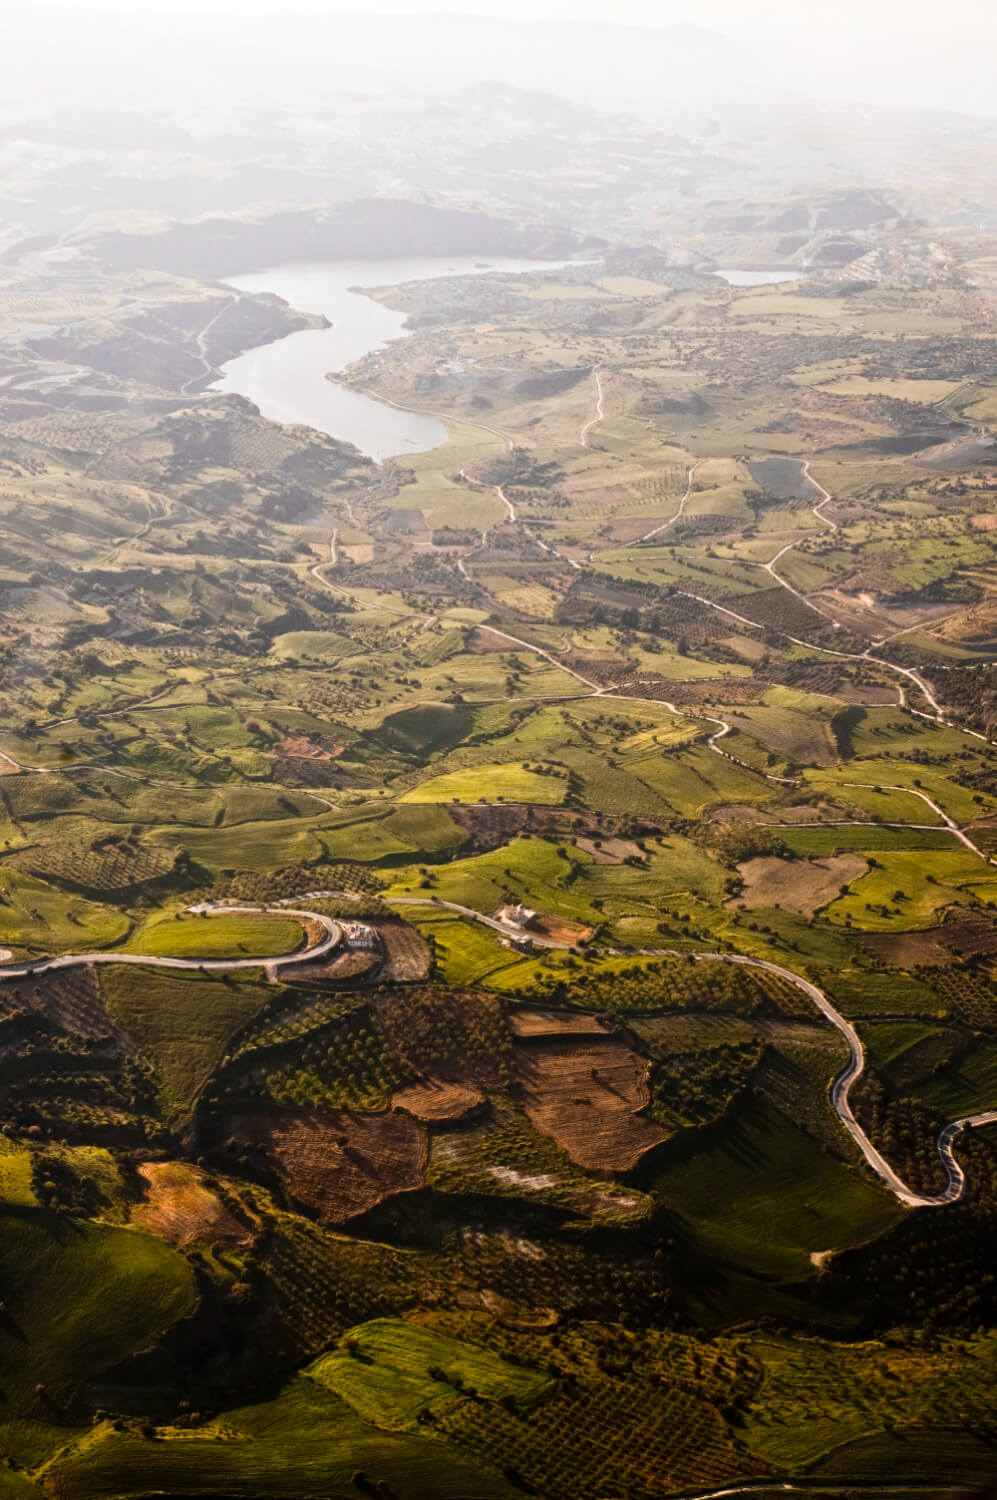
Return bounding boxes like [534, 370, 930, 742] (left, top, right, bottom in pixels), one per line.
[1, 78, 997, 1499]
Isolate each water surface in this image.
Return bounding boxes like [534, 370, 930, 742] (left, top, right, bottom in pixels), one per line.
[213, 256, 576, 461]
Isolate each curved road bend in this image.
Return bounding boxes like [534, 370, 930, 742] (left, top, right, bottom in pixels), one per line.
[460, 465, 583, 573]
[637, 460, 704, 544]
[181, 291, 243, 396]
[0, 906, 341, 982]
[369, 390, 515, 454]
[22, 876, 988, 1213]
[383, 896, 997, 1209]
[579, 365, 605, 449]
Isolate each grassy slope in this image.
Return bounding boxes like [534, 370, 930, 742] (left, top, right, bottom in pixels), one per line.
[0, 1210, 194, 1419]
[46, 1376, 518, 1500]
[123, 912, 304, 959]
[101, 968, 273, 1120]
[652, 1095, 903, 1281]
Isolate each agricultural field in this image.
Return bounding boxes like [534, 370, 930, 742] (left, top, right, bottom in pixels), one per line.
[1, 158, 997, 1500]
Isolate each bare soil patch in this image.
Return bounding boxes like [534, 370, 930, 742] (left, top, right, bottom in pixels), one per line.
[730, 853, 868, 916]
[377, 919, 431, 981]
[939, 907, 997, 958]
[856, 930, 951, 968]
[971, 514, 997, 531]
[292, 950, 380, 984]
[516, 1037, 666, 1172]
[575, 836, 645, 865]
[225, 1108, 426, 1223]
[510, 1009, 608, 1038]
[393, 1079, 483, 1121]
[467, 626, 522, 653]
[532, 913, 596, 947]
[133, 1162, 249, 1248]
[276, 734, 343, 760]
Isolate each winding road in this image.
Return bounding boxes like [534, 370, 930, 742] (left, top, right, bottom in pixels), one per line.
[624, 457, 974, 743]
[2, 863, 994, 1211]
[636, 460, 704, 544]
[843, 782, 994, 862]
[5, 324, 996, 1222]
[181, 292, 242, 396]
[0, 905, 341, 982]
[381, 895, 997, 1210]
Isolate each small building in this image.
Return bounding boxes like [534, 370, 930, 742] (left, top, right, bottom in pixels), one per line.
[342, 922, 378, 951]
[497, 902, 538, 931]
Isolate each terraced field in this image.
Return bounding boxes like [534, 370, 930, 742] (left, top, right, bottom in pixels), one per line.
[1, 174, 997, 1500]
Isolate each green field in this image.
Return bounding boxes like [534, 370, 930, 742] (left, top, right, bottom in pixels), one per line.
[0, 1211, 195, 1419]
[652, 1095, 903, 1282]
[45, 1377, 518, 1500]
[123, 912, 305, 958]
[307, 1319, 554, 1430]
[3, 154, 997, 1499]
[401, 762, 568, 805]
[101, 967, 273, 1120]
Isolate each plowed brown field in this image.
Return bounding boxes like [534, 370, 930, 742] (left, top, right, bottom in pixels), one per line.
[226, 1108, 426, 1222]
[516, 1038, 666, 1171]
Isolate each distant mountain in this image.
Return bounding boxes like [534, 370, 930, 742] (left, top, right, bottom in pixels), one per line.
[10, 7, 773, 126]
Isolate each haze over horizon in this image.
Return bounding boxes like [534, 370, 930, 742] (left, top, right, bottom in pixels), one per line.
[18, 0, 997, 118]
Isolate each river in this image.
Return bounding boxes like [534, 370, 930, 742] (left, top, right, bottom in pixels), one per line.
[212, 255, 578, 461]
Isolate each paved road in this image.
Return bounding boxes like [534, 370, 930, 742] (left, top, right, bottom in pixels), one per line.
[670, 583, 970, 743]
[473, 624, 601, 690]
[802, 459, 838, 533]
[10, 878, 991, 1208]
[382, 896, 996, 1209]
[387, 894, 571, 949]
[0, 905, 341, 981]
[459, 463, 583, 573]
[370, 390, 515, 454]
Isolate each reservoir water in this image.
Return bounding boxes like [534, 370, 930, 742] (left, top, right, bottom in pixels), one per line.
[213, 256, 577, 462]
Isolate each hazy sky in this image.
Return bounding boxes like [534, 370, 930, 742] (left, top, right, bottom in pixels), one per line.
[23, 0, 997, 117]
[32, 0, 996, 35]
